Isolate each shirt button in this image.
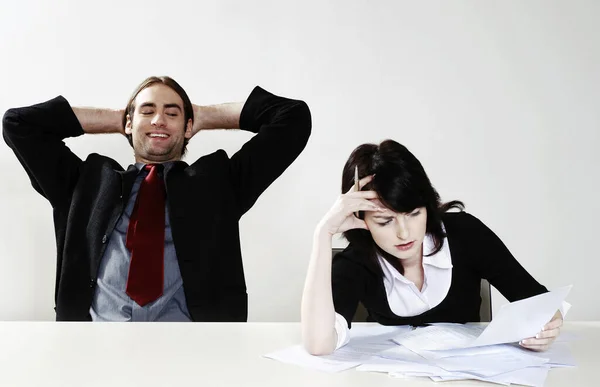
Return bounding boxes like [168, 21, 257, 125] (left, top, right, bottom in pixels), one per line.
[101, 235, 107, 244]
[90, 278, 95, 288]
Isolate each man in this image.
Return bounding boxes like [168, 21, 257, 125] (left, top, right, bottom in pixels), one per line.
[3, 76, 311, 322]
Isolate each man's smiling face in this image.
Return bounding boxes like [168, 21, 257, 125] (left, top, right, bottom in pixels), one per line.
[125, 83, 192, 163]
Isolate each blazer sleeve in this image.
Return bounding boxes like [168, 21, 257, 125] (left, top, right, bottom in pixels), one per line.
[3, 96, 84, 209]
[228, 86, 311, 218]
[461, 212, 548, 301]
[331, 252, 366, 329]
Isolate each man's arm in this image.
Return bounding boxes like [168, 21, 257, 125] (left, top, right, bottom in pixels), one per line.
[2, 96, 86, 208]
[191, 103, 243, 134]
[72, 107, 124, 134]
[204, 86, 311, 218]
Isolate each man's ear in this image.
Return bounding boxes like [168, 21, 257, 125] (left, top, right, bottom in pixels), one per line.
[184, 118, 193, 139]
[125, 114, 133, 135]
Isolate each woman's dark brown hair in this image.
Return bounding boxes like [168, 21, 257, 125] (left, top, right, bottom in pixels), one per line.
[341, 139, 464, 275]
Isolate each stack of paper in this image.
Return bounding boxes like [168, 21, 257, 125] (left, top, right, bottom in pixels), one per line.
[362, 337, 574, 386]
[264, 286, 574, 386]
[263, 325, 412, 373]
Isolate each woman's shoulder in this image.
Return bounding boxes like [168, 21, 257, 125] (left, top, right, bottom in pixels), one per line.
[441, 210, 487, 233]
[333, 244, 364, 265]
[333, 244, 380, 276]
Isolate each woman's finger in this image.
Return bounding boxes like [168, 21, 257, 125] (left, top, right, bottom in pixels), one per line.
[520, 336, 555, 347]
[348, 199, 384, 214]
[357, 175, 374, 190]
[346, 174, 375, 194]
[347, 190, 380, 200]
[536, 327, 560, 340]
[351, 218, 368, 230]
[519, 341, 550, 352]
[543, 316, 563, 331]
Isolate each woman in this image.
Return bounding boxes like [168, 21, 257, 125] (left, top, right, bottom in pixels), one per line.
[301, 140, 563, 355]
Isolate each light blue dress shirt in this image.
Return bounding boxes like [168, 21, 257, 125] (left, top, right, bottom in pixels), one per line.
[90, 163, 191, 321]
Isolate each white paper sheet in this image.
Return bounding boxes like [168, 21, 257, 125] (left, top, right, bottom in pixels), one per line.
[524, 342, 577, 367]
[393, 286, 572, 351]
[377, 344, 432, 363]
[392, 323, 485, 351]
[348, 324, 412, 341]
[434, 350, 549, 377]
[263, 345, 361, 373]
[430, 366, 551, 387]
[414, 341, 514, 360]
[473, 285, 572, 347]
[358, 361, 451, 376]
[366, 343, 550, 378]
[263, 324, 412, 373]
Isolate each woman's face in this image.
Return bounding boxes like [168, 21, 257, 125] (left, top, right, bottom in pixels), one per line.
[364, 202, 428, 262]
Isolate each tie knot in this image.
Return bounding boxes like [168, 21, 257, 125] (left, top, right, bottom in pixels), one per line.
[144, 164, 164, 173]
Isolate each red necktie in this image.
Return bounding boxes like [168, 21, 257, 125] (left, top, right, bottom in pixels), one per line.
[125, 164, 165, 306]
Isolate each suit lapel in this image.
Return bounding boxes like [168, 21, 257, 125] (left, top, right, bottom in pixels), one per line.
[90, 164, 139, 278]
[163, 161, 215, 280]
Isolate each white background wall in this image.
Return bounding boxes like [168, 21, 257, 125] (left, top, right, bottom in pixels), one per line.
[0, 0, 598, 321]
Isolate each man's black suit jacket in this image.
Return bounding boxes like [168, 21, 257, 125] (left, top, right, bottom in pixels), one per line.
[3, 86, 311, 321]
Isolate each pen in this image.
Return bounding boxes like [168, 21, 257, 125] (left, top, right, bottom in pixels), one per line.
[354, 165, 359, 217]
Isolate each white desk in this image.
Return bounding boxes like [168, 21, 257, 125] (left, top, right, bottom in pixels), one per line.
[0, 322, 596, 386]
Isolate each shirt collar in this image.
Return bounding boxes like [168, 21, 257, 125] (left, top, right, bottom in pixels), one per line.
[378, 223, 453, 282]
[132, 162, 174, 174]
[378, 255, 412, 284]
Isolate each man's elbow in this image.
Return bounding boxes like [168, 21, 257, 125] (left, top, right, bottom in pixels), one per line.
[2, 108, 20, 145]
[288, 100, 312, 150]
[3, 108, 19, 128]
[294, 100, 311, 122]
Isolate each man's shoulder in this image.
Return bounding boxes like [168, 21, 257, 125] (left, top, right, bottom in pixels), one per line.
[186, 149, 232, 172]
[82, 153, 125, 171]
[78, 149, 235, 177]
